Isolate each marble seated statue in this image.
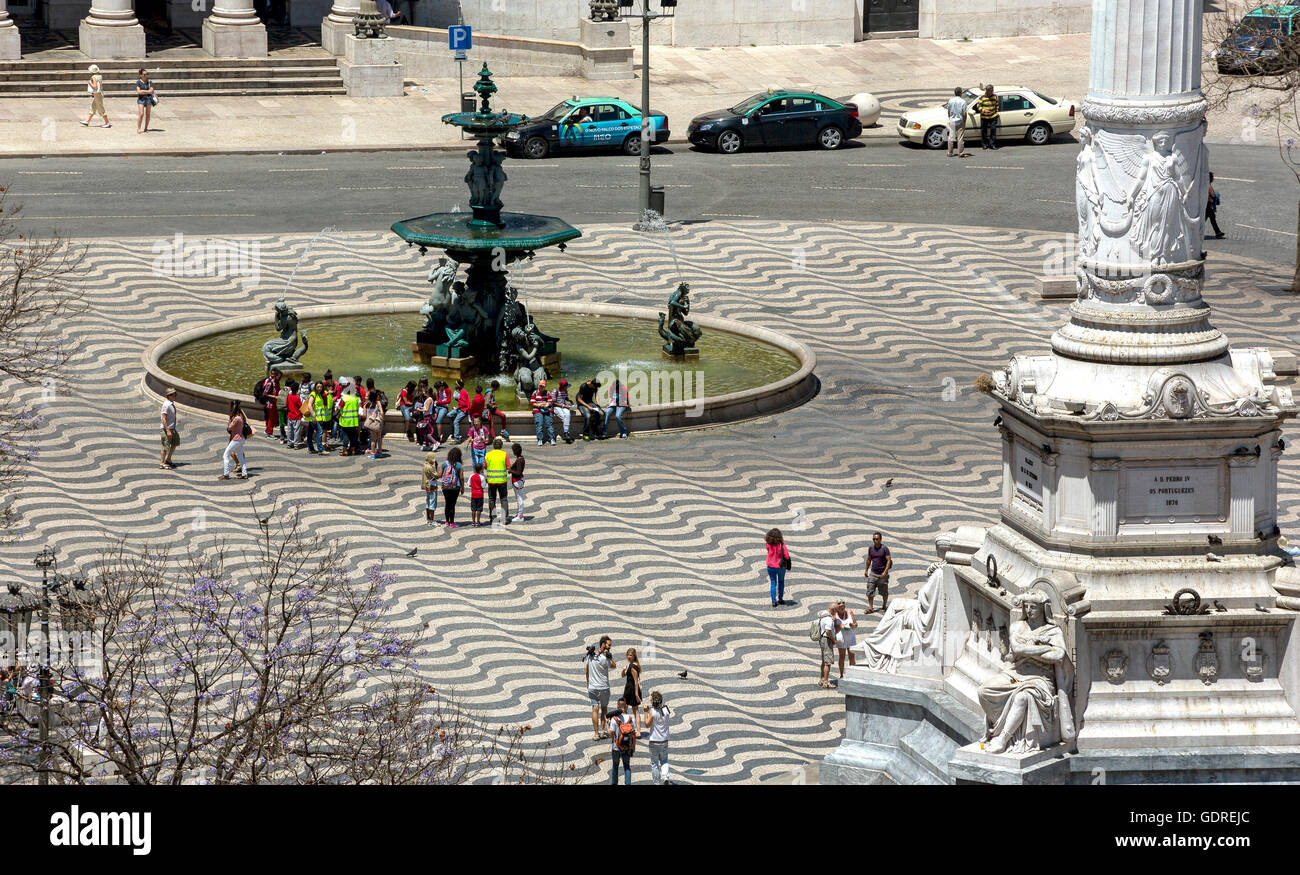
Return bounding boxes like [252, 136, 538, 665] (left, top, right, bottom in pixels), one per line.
[976, 590, 1076, 754]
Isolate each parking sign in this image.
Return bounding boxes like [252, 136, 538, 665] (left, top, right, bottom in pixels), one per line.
[449, 25, 472, 51]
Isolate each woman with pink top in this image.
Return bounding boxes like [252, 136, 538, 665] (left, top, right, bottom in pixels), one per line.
[765, 528, 791, 607]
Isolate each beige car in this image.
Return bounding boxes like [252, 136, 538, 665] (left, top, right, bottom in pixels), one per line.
[897, 86, 1077, 149]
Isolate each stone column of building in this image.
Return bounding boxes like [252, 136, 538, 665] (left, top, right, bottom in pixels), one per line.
[203, 0, 269, 57]
[321, 0, 361, 55]
[0, 0, 20, 61]
[1058, 0, 1216, 367]
[79, 0, 147, 58]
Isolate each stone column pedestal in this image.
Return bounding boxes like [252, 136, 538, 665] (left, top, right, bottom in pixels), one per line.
[79, 0, 146, 59]
[0, 0, 19, 61]
[338, 34, 404, 97]
[320, 0, 360, 55]
[579, 16, 633, 80]
[202, 0, 268, 58]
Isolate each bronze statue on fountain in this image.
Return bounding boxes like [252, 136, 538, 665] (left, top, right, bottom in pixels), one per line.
[658, 282, 702, 359]
[394, 64, 580, 386]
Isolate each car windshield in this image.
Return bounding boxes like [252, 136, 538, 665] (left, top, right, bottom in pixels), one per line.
[730, 94, 770, 114]
[1030, 91, 1057, 105]
[1241, 15, 1284, 33]
[544, 101, 577, 119]
[961, 89, 980, 103]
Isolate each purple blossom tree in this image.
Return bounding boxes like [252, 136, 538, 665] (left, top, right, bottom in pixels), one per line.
[1, 502, 584, 785]
[0, 191, 83, 533]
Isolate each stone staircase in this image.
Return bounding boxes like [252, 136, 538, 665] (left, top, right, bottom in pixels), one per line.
[0, 56, 347, 97]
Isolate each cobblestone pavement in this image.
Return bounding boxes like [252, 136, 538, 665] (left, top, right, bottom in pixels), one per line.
[4, 221, 1295, 782]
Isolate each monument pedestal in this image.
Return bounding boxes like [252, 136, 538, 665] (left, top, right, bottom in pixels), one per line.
[339, 34, 404, 98]
[579, 17, 633, 80]
[662, 347, 699, 361]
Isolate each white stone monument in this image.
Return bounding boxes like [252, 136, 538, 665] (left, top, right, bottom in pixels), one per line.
[339, 33, 404, 97]
[823, 0, 1300, 785]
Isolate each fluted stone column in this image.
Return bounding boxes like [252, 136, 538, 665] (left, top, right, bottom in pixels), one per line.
[1057, 0, 1219, 366]
[0, 0, 20, 61]
[202, 0, 268, 58]
[79, 0, 147, 59]
[320, 0, 361, 55]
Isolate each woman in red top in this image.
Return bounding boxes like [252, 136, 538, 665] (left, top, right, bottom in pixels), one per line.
[765, 528, 791, 607]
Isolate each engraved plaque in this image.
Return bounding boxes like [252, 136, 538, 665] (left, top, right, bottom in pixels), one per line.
[1014, 442, 1043, 510]
[1121, 463, 1223, 524]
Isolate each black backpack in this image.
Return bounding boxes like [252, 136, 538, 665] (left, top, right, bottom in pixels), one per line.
[253, 379, 267, 404]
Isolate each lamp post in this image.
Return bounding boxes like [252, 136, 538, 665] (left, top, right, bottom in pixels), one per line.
[619, 0, 676, 229]
[32, 547, 56, 786]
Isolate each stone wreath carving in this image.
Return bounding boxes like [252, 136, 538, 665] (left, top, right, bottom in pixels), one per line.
[1075, 262, 1203, 304]
[1080, 97, 1208, 129]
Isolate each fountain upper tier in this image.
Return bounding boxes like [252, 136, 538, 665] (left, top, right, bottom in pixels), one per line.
[391, 212, 581, 253]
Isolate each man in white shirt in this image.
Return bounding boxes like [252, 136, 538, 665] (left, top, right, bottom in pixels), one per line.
[642, 690, 671, 784]
[818, 605, 839, 689]
[585, 636, 617, 741]
[160, 387, 179, 469]
[946, 86, 970, 158]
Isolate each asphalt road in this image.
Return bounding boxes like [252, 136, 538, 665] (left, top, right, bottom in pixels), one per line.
[0, 136, 1294, 265]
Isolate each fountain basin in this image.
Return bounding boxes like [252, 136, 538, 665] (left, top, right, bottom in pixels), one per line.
[392, 211, 582, 252]
[144, 302, 818, 433]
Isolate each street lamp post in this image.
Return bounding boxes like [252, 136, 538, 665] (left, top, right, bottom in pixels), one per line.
[32, 546, 55, 787]
[619, 0, 676, 228]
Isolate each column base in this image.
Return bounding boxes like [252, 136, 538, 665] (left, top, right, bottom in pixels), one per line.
[339, 34, 403, 97]
[78, 21, 146, 59]
[202, 18, 268, 58]
[166, 0, 207, 29]
[0, 26, 19, 61]
[320, 16, 354, 56]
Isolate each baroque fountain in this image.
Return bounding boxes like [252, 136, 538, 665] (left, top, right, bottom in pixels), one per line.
[392, 63, 581, 396]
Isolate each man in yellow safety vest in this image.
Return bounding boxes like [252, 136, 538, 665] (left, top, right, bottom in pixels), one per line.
[484, 436, 511, 524]
[338, 385, 362, 456]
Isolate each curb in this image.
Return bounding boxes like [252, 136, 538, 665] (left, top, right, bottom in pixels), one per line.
[0, 129, 900, 160]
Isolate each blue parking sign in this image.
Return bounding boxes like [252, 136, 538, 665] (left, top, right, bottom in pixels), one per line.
[449, 25, 472, 51]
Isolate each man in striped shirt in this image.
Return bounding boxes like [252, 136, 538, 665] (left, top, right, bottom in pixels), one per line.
[973, 84, 1000, 151]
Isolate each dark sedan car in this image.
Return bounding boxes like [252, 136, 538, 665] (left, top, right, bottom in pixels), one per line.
[1215, 32, 1294, 74]
[687, 90, 863, 154]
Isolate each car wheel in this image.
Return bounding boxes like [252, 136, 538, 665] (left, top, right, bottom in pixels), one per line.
[622, 133, 642, 156]
[924, 126, 946, 150]
[717, 130, 743, 154]
[523, 136, 549, 159]
[819, 126, 844, 150]
[1026, 122, 1052, 146]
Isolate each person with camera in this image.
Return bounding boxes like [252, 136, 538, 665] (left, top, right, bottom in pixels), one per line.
[585, 636, 617, 742]
[608, 697, 637, 785]
[641, 690, 671, 785]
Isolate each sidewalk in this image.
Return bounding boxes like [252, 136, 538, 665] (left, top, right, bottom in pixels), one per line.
[0, 33, 1253, 157]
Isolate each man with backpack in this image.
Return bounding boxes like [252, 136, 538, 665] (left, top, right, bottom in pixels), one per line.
[608, 696, 637, 785]
[812, 605, 839, 689]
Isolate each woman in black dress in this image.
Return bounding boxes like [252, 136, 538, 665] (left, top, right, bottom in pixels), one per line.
[621, 648, 642, 714]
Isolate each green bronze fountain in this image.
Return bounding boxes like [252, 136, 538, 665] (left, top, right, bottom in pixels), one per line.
[392, 64, 581, 395]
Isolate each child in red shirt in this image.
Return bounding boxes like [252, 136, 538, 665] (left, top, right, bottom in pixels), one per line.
[469, 463, 486, 527]
[285, 383, 303, 448]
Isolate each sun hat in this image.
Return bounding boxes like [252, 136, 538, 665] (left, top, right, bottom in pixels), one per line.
[88, 64, 100, 74]
[165, 387, 177, 396]
[538, 379, 547, 388]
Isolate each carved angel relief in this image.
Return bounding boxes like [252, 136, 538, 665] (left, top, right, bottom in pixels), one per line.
[1075, 125, 1209, 270]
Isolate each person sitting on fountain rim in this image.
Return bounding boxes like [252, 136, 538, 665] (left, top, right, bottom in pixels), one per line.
[451, 379, 471, 443]
[531, 379, 555, 446]
[433, 381, 451, 444]
[577, 378, 602, 441]
[486, 380, 509, 439]
[603, 378, 630, 440]
[552, 379, 575, 444]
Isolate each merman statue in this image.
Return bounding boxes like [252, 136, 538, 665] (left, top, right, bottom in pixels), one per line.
[658, 282, 702, 356]
[261, 298, 309, 372]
